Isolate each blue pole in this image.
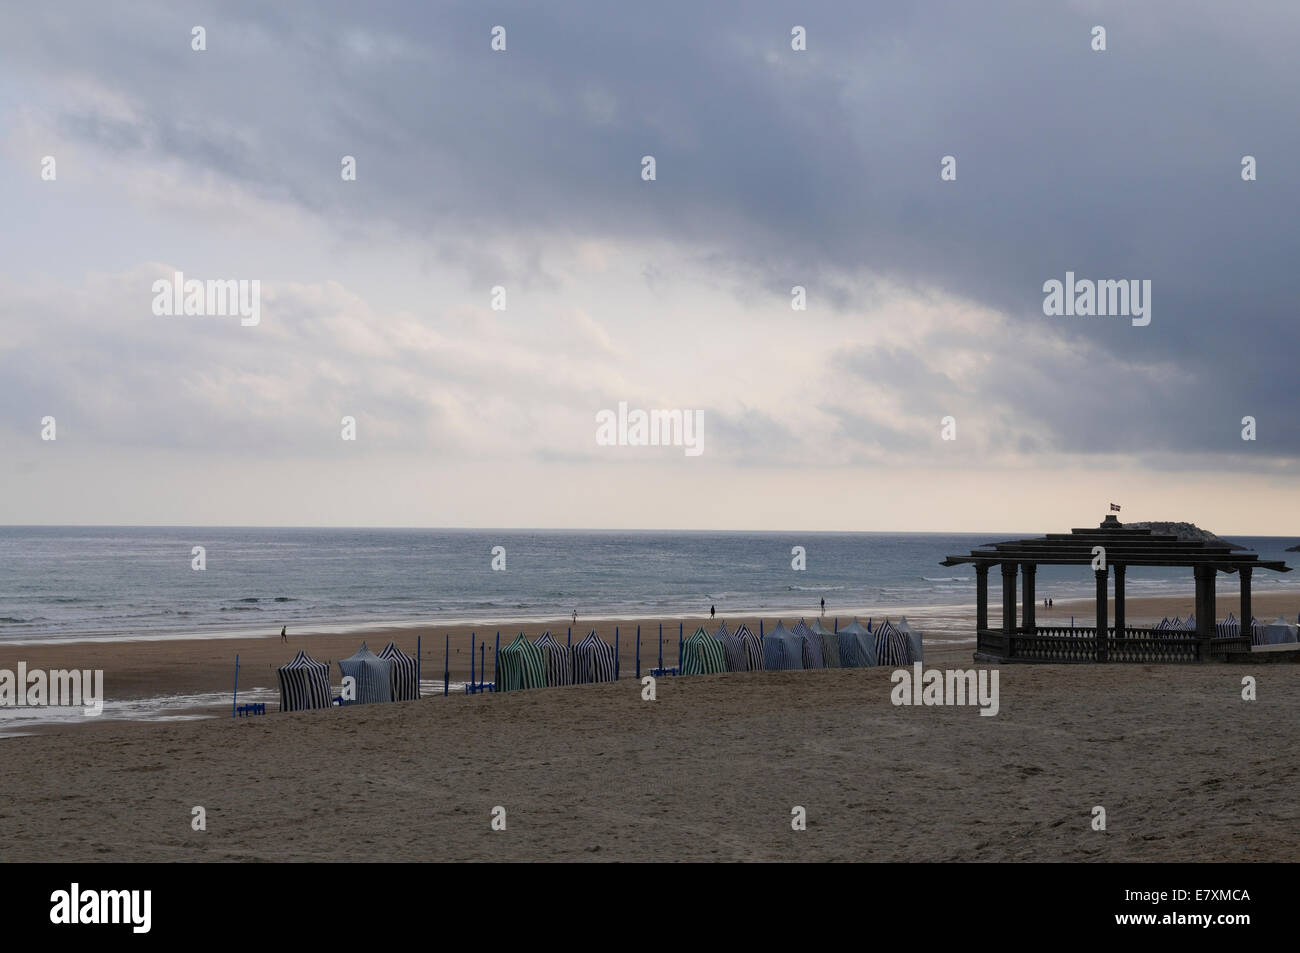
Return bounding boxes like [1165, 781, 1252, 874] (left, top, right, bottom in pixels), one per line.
[444, 634, 449, 696]
[760, 619, 764, 637]
[470, 632, 475, 690]
[232, 654, 239, 717]
[567, 626, 571, 647]
[480, 642, 485, 688]
[834, 617, 839, 633]
[636, 625, 641, 680]
[495, 632, 500, 691]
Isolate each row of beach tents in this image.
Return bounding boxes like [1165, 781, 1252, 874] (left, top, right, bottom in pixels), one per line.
[1156, 613, 1300, 645]
[278, 641, 419, 712]
[277, 618, 925, 710]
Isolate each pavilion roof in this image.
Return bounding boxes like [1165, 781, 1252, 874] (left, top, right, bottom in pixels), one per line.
[941, 516, 1290, 572]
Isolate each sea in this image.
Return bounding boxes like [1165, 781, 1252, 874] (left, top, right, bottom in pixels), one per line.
[2, 526, 1297, 644]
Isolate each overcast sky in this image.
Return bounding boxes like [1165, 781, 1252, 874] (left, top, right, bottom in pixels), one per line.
[2, 1, 1298, 534]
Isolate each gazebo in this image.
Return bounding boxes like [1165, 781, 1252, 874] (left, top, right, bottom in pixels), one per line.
[941, 515, 1291, 663]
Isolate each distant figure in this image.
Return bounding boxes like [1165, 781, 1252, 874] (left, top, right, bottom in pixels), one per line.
[572, 609, 578, 624]
[1049, 598, 1053, 608]
[710, 604, 716, 619]
[280, 625, 287, 643]
[820, 597, 826, 617]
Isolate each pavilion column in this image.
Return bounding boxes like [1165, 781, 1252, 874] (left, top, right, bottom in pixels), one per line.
[1239, 566, 1252, 646]
[975, 564, 989, 632]
[1001, 562, 1017, 642]
[1094, 568, 1108, 662]
[1194, 566, 1215, 661]
[1021, 564, 1036, 633]
[1113, 564, 1125, 641]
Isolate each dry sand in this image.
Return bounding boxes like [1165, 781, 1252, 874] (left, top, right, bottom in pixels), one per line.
[1, 593, 1296, 861]
[0, 638, 1296, 862]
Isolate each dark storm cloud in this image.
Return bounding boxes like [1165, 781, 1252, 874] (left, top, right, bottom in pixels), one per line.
[3, 0, 1299, 462]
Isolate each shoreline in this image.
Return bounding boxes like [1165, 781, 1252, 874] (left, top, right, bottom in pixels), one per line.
[1, 590, 1297, 738]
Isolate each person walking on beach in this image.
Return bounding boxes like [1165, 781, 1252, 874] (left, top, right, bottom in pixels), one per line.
[710, 604, 715, 619]
[820, 597, 826, 617]
[280, 625, 287, 643]
[572, 608, 577, 624]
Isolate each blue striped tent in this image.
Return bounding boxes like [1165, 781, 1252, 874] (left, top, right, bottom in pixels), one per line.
[836, 619, 877, 667]
[534, 630, 574, 687]
[378, 641, 420, 701]
[791, 619, 826, 669]
[733, 623, 764, 670]
[1181, 614, 1197, 631]
[874, 620, 913, 667]
[681, 626, 727, 675]
[277, 649, 332, 712]
[1216, 613, 1240, 638]
[497, 634, 546, 692]
[714, 623, 749, 672]
[338, 642, 394, 705]
[897, 617, 924, 663]
[809, 620, 841, 668]
[762, 622, 804, 670]
[573, 631, 617, 683]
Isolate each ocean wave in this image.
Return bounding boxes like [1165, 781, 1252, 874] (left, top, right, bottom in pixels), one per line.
[923, 576, 969, 583]
[787, 585, 846, 592]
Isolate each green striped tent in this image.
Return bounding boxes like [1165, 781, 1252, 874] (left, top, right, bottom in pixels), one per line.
[497, 633, 546, 692]
[680, 626, 727, 675]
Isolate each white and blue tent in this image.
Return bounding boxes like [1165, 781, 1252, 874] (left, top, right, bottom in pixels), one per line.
[874, 619, 913, 667]
[836, 619, 877, 667]
[762, 622, 803, 671]
[714, 623, 749, 672]
[573, 631, 617, 683]
[791, 619, 826, 669]
[378, 641, 420, 701]
[733, 623, 764, 671]
[534, 630, 574, 687]
[897, 617, 924, 663]
[277, 650, 332, 712]
[809, 620, 841, 668]
[1258, 617, 1298, 645]
[338, 642, 394, 705]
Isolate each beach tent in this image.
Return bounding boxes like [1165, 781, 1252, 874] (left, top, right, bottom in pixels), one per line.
[1181, 614, 1197, 630]
[897, 617, 924, 663]
[378, 641, 420, 701]
[714, 623, 749, 672]
[733, 623, 764, 671]
[874, 619, 914, 667]
[681, 626, 727, 675]
[338, 642, 394, 705]
[809, 620, 841, 668]
[497, 634, 546, 692]
[791, 619, 826, 668]
[277, 649, 333, 712]
[534, 630, 574, 687]
[762, 622, 804, 671]
[1258, 617, 1299, 645]
[573, 631, 617, 683]
[1216, 613, 1240, 638]
[836, 620, 877, 667]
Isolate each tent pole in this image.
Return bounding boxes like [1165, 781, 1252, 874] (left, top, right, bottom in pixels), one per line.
[232, 654, 239, 718]
[480, 642, 485, 689]
[495, 632, 500, 692]
[470, 633, 475, 691]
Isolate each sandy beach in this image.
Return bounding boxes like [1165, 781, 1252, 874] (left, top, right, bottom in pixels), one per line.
[0, 593, 1297, 861]
[0, 636, 1296, 862]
